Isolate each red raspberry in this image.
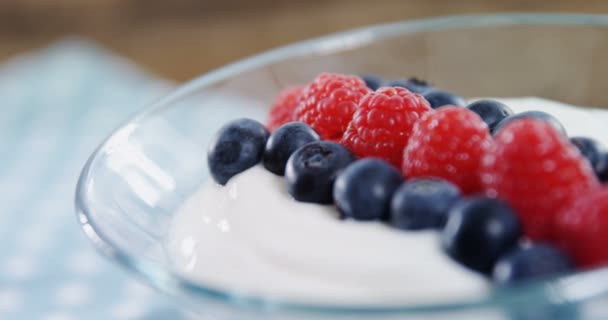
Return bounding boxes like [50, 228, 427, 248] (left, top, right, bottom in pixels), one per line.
[341, 87, 432, 168]
[555, 188, 608, 267]
[481, 119, 600, 241]
[402, 107, 492, 194]
[294, 73, 370, 140]
[266, 86, 305, 132]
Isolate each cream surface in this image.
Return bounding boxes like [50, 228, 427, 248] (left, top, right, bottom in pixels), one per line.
[167, 98, 608, 305]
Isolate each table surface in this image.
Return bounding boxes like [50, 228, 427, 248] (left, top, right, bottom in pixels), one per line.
[2, 0, 608, 81]
[0, 40, 183, 320]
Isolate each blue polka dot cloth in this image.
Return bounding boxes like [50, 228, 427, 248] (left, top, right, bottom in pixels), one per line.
[0, 39, 187, 320]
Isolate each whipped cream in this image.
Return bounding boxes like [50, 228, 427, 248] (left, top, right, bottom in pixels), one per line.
[167, 98, 608, 306]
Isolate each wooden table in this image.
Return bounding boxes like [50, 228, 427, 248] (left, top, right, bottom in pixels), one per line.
[1, 0, 608, 81]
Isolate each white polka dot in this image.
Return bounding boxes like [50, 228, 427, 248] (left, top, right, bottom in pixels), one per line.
[110, 302, 146, 319]
[0, 289, 22, 314]
[2, 255, 36, 280]
[41, 312, 75, 320]
[66, 252, 100, 275]
[55, 283, 90, 306]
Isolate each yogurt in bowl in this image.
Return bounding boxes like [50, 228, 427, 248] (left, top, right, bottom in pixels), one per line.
[167, 97, 608, 306]
[75, 14, 608, 320]
[168, 165, 488, 305]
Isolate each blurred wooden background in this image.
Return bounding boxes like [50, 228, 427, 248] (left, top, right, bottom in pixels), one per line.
[1, 0, 608, 81]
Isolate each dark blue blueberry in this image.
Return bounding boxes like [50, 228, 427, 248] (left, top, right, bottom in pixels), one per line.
[569, 136, 605, 172]
[334, 158, 403, 221]
[390, 178, 462, 230]
[285, 141, 356, 204]
[263, 122, 321, 176]
[466, 99, 514, 131]
[493, 243, 573, 286]
[492, 111, 567, 136]
[442, 197, 521, 274]
[597, 152, 608, 183]
[207, 118, 269, 185]
[388, 77, 433, 94]
[423, 89, 466, 109]
[361, 75, 384, 91]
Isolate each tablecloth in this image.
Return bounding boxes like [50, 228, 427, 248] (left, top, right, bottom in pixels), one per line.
[0, 39, 187, 320]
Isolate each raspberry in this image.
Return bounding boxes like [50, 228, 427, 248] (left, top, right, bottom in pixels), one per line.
[402, 107, 492, 194]
[294, 73, 370, 140]
[481, 119, 600, 241]
[341, 87, 432, 168]
[555, 188, 608, 267]
[266, 86, 305, 132]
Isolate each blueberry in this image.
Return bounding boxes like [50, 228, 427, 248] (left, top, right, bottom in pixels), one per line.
[207, 118, 269, 185]
[334, 158, 403, 221]
[285, 141, 356, 204]
[493, 243, 573, 286]
[388, 77, 433, 94]
[263, 122, 321, 176]
[423, 90, 466, 109]
[569, 136, 605, 172]
[390, 178, 462, 230]
[442, 197, 521, 274]
[597, 152, 608, 182]
[361, 75, 384, 91]
[492, 111, 567, 136]
[467, 99, 514, 131]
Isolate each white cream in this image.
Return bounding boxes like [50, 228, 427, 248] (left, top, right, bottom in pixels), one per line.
[168, 166, 489, 305]
[167, 98, 608, 306]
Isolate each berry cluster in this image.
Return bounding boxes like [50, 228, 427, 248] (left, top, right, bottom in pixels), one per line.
[208, 72, 608, 286]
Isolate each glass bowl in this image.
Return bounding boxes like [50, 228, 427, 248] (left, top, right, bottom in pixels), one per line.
[76, 13, 608, 319]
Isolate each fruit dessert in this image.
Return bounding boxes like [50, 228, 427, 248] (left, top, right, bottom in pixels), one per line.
[168, 73, 608, 305]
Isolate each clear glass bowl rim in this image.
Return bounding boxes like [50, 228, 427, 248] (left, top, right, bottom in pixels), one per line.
[75, 13, 608, 314]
